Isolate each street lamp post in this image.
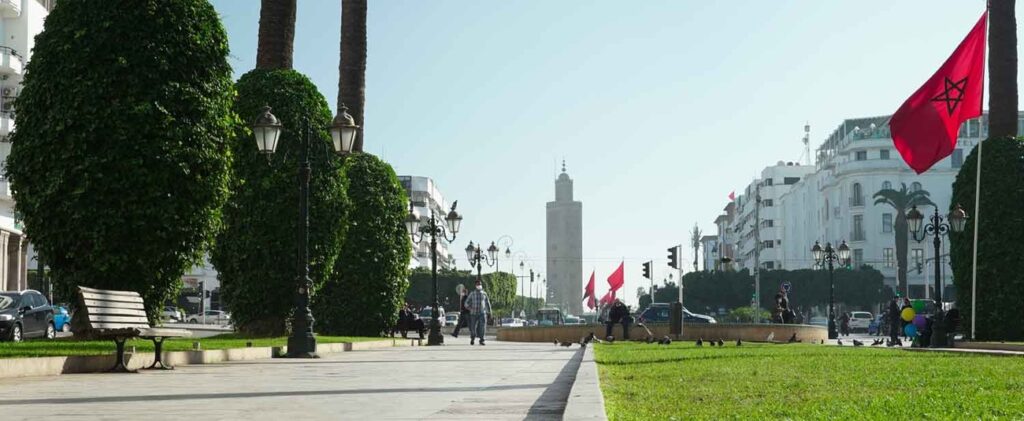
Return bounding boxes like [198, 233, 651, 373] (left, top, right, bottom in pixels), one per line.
[465, 241, 498, 314]
[811, 240, 851, 340]
[251, 105, 358, 358]
[406, 202, 463, 346]
[907, 204, 967, 347]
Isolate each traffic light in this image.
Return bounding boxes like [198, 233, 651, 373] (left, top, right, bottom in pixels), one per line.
[667, 246, 679, 269]
[530, 269, 535, 283]
[642, 261, 652, 279]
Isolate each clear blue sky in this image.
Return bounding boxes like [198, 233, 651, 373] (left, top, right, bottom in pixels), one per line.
[210, 1, 1017, 308]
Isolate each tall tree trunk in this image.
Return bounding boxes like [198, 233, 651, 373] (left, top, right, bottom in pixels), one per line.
[894, 212, 909, 297]
[255, 0, 297, 70]
[339, 0, 367, 152]
[989, 0, 1018, 138]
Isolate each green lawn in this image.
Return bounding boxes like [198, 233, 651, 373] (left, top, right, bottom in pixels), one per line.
[595, 342, 1024, 420]
[0, 334, 387, 359]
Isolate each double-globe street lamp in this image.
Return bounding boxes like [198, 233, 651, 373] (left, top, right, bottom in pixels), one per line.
[251, 105, 359, 358]
[465, 241, 499, 316]
[405, 202, 463, 346]
[811, 240, 851, 340]
[906, 204, 967, 347]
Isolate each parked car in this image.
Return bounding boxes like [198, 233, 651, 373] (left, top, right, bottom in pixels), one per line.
[637, 303, 717, 324]
[444, 313, 459, 327]
[0, 290, 56, 342]
[419, 306, 446, 327]
[52, 305, 72, 332]
[849, 311, 874, 332]
[809, 316, 828, 327]
[563, 316, 585, 325]
[187, 310, 231, 325]
[161, 306, 185, 322]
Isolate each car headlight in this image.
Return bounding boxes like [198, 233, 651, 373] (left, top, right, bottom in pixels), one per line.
[0, 314, 13, 321]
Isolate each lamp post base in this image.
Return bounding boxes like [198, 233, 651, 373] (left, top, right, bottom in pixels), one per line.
[930, 309, 947, 348]
[827, 319, 838, 340]
[427, 319, 444, 346]
[286, 334, 319, 358]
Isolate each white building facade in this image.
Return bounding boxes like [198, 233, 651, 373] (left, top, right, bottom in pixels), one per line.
[699, 235, 718, 272]
[399, 175, 453, 270]
[777, 115, 1001, 299]
[731, 162, 815, 272]
[1, 0, 52, 291]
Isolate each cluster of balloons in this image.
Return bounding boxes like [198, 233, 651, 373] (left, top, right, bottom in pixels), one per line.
[900, 306, 929, 337]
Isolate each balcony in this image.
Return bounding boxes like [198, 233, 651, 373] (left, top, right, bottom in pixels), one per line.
[0, 47, 23, 76]
[0, 0, 20, 18]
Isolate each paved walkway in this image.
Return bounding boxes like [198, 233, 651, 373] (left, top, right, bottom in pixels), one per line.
[0, 336, 587, 420]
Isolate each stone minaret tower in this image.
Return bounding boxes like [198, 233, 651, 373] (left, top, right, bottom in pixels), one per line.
[546, 161, 583, 316]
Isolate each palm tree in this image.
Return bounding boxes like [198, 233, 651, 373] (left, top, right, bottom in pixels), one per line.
[338, 0, 367, 152]
[873, 183, 935, 296]
[989, 0, 1018, 138]
[255, 0, 297, 69]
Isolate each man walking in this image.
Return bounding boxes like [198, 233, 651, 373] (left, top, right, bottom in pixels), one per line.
[452, 285, 471, 338]
[466, 279, 491, 346]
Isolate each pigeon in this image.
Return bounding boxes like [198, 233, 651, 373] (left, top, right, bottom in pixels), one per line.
[820, 339, 825, 345]
[582, 332, 596, 345]
[560, 341, 574, 347]
[696, 338, 703, 347]
[708, 340, 716, 347]
[606, 336, 615, 343]
[736, 339, 742, 347]
[659, 336, 672, 345]
[837, 339, 843, 346]
[553, 339, 560, 346]
[766, 332, 775, 342]
[788, 333, 798, 343]
[853, 340, 864, 347]
[645, 336, 655, 344]
[717, 339, 725, 347]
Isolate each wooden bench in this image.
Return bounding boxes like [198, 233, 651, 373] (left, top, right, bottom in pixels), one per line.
[74, 286, 191, 372]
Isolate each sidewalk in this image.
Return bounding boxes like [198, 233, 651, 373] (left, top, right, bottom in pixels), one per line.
[0, 335, 587, 420]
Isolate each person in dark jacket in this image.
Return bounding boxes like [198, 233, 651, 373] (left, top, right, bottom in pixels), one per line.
[888, 297, 901, 345]
[452, 286, 471, 338]
[605, 299, 632, 339]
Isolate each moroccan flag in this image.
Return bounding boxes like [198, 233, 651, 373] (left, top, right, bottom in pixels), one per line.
[583, 271, 596, 310]
[607, 262, 624, 292]
[889, 11, 986, 174]
[599, 290, 614, 305]
[728, 191, 735, 201]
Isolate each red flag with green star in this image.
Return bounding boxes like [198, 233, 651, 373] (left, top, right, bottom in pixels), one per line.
[889, 11, 986, 174]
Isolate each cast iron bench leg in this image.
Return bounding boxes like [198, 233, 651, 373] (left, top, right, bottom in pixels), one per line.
[108, 337, 135, 373]
[147, 337, 173, 370]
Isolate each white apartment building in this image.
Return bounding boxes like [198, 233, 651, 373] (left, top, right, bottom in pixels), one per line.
[777, 115, 1005, 299]
[398, 175, 453, 270]
[731, 162, 815, 272]
[699, 235, 718, 272]
[1, 0, 52, 291]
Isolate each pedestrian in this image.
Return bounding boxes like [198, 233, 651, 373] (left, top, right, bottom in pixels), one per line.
[465, 279, 491, 346]
[839, 312, 851, 336]
[451, 285, 471, 338]
[604, 299, 632, 340]
[900, 298, 913, 341]
[888, 296, 901, 345]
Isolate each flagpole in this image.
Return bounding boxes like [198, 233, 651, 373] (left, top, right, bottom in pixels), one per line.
[972, 4, 989, 341]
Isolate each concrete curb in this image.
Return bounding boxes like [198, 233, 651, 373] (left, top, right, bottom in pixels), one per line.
[903, 346, 1024, 357]
[0, 338, 405, 379]
[955, 342, 1024, 353]
[563, 345, 608, 420]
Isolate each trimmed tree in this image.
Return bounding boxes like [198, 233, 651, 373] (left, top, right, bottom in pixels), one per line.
[5, 0, 234, 320]
[315, 153, 410, 336]
[212, 69, 348, 336]
[950, 137, 1024, 340]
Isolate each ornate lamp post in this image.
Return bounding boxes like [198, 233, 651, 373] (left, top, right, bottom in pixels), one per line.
[907, 204, 967, 347]
[811, 240, 850, 340]
[465, 240, 499, 313]
[406, 202, 463, 346]
[251, 105, 358, 358]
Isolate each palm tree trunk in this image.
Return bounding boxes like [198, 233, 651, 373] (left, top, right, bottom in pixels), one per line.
[256, 0, 297, 70]
[895, 212, 909, 297]
[989, 0, 1018, 138]
[339, 0, 367, 152]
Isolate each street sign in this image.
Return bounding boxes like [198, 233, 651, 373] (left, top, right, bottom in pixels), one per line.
[782, 281, 792, 292]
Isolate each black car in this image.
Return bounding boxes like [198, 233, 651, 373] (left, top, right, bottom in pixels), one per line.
[637, 303, 717, 324]
[0, 290, 56, 342]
